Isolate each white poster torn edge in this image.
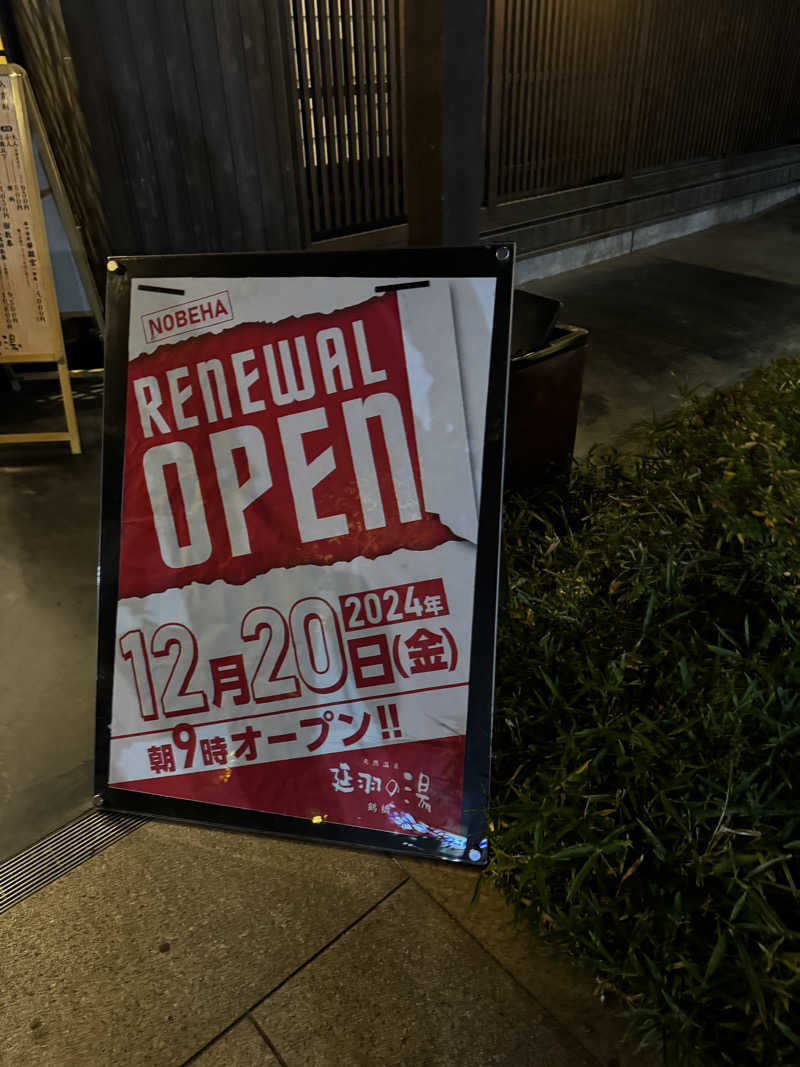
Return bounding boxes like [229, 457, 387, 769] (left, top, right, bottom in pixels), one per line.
[129, 276, 434, 358]
[395, 281, 478, 543]
[448, 278, 497, 508]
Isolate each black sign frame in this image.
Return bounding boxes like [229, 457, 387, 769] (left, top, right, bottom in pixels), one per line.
[95, 247, 514, 865]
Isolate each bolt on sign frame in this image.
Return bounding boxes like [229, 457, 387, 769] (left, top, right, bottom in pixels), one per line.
[0, 65, 81, 454]
[95, 247, 513, 865]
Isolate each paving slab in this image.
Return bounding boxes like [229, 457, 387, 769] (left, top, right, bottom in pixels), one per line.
[529, 253, 800, 454]
[190, 1019, 278, 1066]
[0, 821, 403, 1067]
[399, 858, 657, 1067]
[654, 197, 800, 287]
[253, 880, 598, 1067]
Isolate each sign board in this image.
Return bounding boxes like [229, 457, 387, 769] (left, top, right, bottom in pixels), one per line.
[0, 70, 57, 358]
[0, 65, 80, 453]
[95, 249, 513, 864]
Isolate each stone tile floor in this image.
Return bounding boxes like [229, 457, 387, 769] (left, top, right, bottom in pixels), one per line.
[2, 821, 642, 1067]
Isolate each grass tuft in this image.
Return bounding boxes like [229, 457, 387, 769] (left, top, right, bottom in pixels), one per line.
[492, 356, 800, 1066]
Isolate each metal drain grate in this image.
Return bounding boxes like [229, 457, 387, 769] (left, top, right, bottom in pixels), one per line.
[0, 809, 147, 914]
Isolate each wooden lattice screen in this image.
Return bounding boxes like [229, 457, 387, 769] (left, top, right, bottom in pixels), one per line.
[485, 0, 800, 207]
[289, 0, 405, 240]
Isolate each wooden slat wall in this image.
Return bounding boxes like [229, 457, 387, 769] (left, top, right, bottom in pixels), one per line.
[59, 0, 306, 255]
[486, 0, 800, 207]
[290, 0, 404, 240]
[39, 0, 800, 250]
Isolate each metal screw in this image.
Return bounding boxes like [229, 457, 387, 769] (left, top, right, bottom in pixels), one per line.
[495, 246, 510, 262]
[92, 793, 104, 808]
[107, 259, 124, 274]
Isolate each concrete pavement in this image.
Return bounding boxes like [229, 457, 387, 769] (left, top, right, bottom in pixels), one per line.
[529, 194, 800, 457]
[2, 821, 630, 1066]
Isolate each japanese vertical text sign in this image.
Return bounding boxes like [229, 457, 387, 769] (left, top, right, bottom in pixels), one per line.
[0, 69, 61, 359]
[96, 250, 513, 864]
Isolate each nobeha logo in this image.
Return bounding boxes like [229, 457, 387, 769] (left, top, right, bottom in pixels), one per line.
[143, 291, 233, 343]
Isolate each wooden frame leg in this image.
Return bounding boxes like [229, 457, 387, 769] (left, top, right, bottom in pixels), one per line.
[56, 355, 81, 454]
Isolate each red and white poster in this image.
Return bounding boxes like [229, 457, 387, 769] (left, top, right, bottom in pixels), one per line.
[103, 268, 504, 856]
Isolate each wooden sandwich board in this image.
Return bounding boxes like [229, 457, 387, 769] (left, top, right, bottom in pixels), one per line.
[0, 64, 80, 454]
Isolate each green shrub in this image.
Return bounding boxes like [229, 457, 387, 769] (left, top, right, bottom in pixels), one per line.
[491, 356, 800, 1065]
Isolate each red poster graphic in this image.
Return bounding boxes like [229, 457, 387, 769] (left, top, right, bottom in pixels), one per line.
[108, 275, 496, 851]
[119, 294, 454, 599]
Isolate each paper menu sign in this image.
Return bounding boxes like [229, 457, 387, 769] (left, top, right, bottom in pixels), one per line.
[0, 71, 59, 358]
